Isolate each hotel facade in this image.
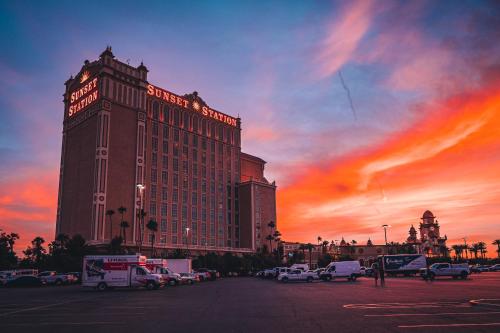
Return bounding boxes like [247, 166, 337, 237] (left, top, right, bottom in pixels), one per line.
[56, 47, 277, 254]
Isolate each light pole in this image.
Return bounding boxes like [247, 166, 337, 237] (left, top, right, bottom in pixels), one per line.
[463, 237, 468, 260]
[382, 224, 391, 246]
[185, 227, 190, 258]
[137, 184, 145, 253]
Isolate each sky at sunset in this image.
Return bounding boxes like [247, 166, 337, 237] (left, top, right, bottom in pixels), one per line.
[1, 0, 499, 256]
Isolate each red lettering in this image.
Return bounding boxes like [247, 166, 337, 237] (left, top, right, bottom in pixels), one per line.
[147, 84, 154, 95]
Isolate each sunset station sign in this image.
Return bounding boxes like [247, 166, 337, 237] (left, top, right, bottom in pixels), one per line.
[147, 84, 237, 127]
[68, 76, 99, 117]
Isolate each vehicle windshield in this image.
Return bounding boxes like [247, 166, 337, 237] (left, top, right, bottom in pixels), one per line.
[141, 267, 152, 274]
[429, 264, 440, 269]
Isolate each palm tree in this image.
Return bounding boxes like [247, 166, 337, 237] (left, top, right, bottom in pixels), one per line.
[321, 240, 329, 254]
[477, 242, 487, 259]
[469, 243, 480, 260]
[146, 219, 158, 257]
[317, 236, 322, 246]
[137, 209, 147, 253]
[298, 244, 307, 263]
[120, 221, 130, 243]
[106, 209, 115, 241]
[492, 239, 500, 258]
[305, 243, 314, 268]
[265, 234, 274, 254]
[451, 245, 462, 260]
[117, 206, 127, 237]
[268, 221, 276, 230]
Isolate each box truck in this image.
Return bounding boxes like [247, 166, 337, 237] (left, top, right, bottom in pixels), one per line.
[166, 259, 192, 274]
[380, 254, 427, 276]
[82, 255, 164, 291]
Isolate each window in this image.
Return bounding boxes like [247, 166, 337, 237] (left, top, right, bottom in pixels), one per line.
[162, 171, 168, 184]
[152, 137, 158, 151]
[193, 135, 198, 146]
[183, 146, 188, 157]
[173, 109, 179, 126]
[173, 159, 179, 171]
[182, 205, 187, 219]
[163, 106, 170, 124]
[162, 155, 168, 169]
[172, 220, 178, 233]
[171, 204, 178, 218]
[151, 169, 157, 183]
[150, 202, 157, 216]
[174, 128, 179, 141]
[202, 180, 207, 193]
[151, 185, 157, 198]
[152, 101, 159, 120]
[192, 193, 197, 205]
[161, 203, 167, 216]
[172, 235, 178, 244]
[202, 138, 207, 150]
[152, 153, 157, 165]
[173, 174, 179, 187]
[182, 160, 188, 173]
[152, 121, 158, 136]
[192, 149, 198, 161]
[182, 190, 188, 203]
[163, 124, 169, 139]
[193, 164, 198, 175]
[173, 190, 178, 202]
[162, 140, 168, 153]
[202, 209, 207, 222]
[162, 187, 168, 201]
[173, 146, 179, 157]
[193, 178, 198, 190]
[192, 207, 197, 220]
[183, 132, 189, 145]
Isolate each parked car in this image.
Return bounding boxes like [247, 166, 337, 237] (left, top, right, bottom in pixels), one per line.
[320, 261, 361, 281]
[68, 272, 82, 283]
[38, 271, 76, 285]
[290, 264, 309, 271]
[179, 272, 198, 285]
[277, 269, 317, 283]
[194, 268, 217, 281]
[489, 264, 500, 272]
[5, 276, 43, 288]
[470, 265, 489, 273]
[420, 263, 469, 280]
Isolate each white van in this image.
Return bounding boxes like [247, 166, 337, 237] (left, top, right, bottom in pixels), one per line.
[82, 255, 164, 291]
[290, 264, 309, 271]
[319, 261, 361, 281]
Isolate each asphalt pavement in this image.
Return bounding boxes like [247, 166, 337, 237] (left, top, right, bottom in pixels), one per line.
[1, 273, 500, 333]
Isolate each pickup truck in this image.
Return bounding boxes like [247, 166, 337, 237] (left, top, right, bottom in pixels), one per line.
[277, 269, 317, 283]
[420, 263, 469, 280]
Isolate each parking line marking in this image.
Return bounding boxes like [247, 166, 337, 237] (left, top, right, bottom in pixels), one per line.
[365, 311, 500, 317]
[2, 322, 125, 326]
[0, 296, 103, 317]
[398, 322, 500, 328]
[344, 302, 467, 309]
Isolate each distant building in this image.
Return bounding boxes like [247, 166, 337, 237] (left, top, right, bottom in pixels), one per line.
[407, 210, 448, 257]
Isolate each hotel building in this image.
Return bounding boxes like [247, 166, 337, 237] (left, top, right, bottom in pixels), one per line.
[56, 47, 276, 254]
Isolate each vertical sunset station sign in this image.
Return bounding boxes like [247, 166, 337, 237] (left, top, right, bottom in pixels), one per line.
[147, 84, 237, 127]
[68, 72, 99, 117]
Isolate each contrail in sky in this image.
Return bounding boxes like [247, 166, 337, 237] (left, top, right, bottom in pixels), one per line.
[338, 70, 358, 121]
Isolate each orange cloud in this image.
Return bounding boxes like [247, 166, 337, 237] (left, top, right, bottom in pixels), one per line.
[0, 171, 58, 253]
[278, 79, 500, 257]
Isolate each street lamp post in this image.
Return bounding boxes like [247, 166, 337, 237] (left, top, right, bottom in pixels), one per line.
[137, 184, 145, 254]
[185, 227, 190, 258]
[463, 237, 468, 260]
[382, 224, 391, 246]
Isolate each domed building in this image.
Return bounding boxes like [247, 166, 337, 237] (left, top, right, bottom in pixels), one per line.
[406, 210, 448, 257]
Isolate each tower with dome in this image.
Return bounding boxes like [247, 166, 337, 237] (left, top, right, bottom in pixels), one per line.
[407, 210, 448, 256]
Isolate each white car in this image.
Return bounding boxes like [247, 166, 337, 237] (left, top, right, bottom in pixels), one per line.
[277, 269, 317, 283]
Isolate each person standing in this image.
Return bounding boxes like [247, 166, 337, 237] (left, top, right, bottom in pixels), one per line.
[373, 263, 379, 286]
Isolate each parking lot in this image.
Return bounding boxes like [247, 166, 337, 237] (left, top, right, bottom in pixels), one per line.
[1, 273, 500, 332]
